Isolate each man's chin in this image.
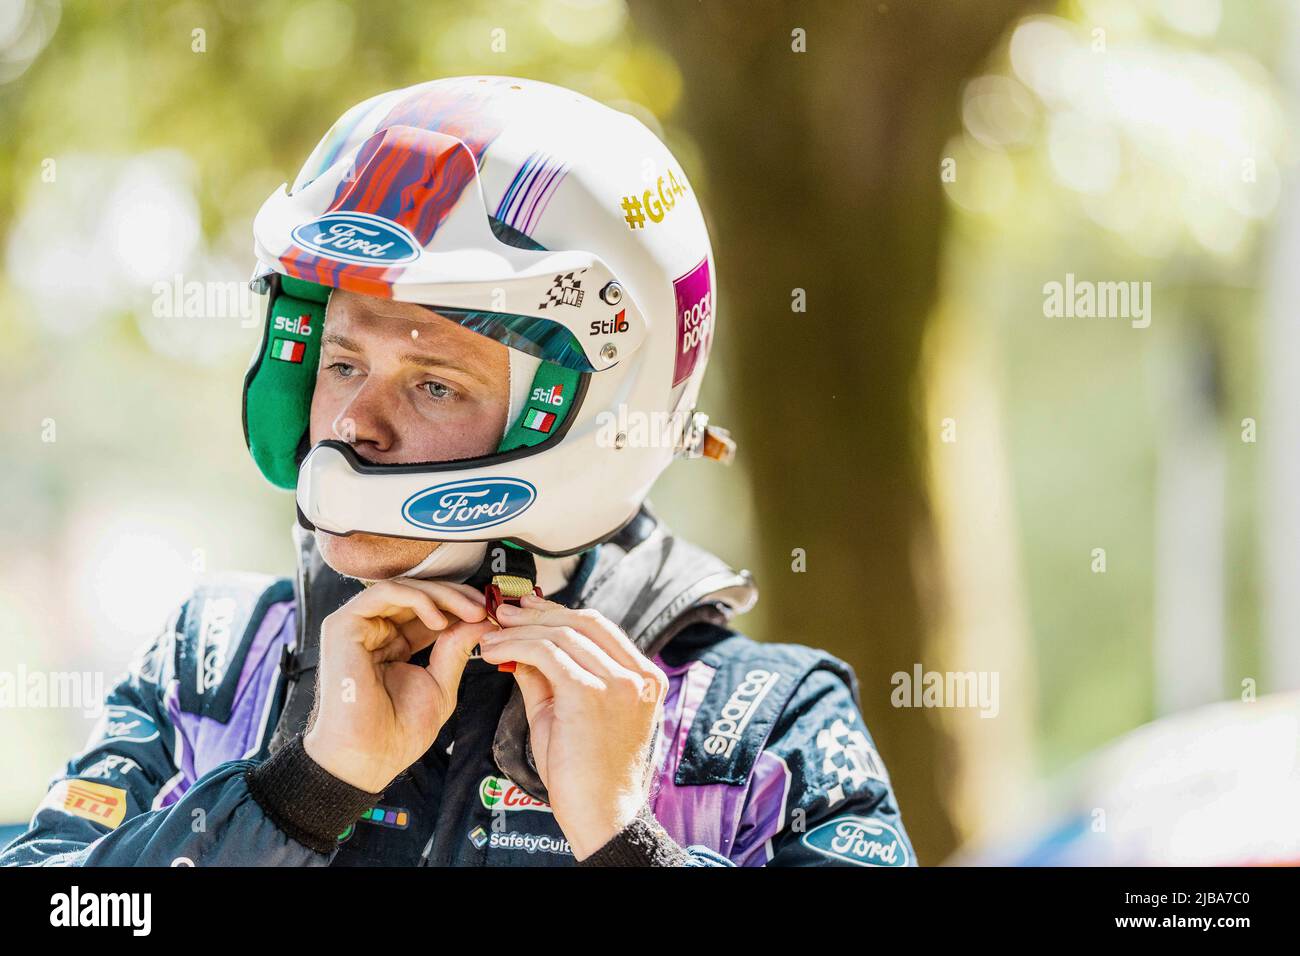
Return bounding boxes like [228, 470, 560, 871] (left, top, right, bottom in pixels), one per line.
[314, 530, 438, 581]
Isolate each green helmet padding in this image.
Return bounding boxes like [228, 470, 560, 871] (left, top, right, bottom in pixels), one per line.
[243, 276, 330, 489]
[242, 274, 581, 491]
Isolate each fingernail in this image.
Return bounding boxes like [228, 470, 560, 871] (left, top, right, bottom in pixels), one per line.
[495, 603, 521, 618]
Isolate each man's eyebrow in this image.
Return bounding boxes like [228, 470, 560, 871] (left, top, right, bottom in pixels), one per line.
[321, 331, 489, 381]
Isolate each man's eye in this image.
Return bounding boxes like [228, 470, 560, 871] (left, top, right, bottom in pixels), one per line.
[325, 362, 358, 379]
[422, 381, 456, 401]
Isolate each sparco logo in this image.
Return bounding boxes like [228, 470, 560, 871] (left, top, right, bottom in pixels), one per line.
[402, 478, 536, 532]
[290, 211, 420, 265]
[703, 669, 781, 758]
[197, 597, 235, 693]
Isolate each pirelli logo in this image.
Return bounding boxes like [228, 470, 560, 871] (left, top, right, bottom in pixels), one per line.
[46, 779, 128, 829]
[702, 669, 781, 758]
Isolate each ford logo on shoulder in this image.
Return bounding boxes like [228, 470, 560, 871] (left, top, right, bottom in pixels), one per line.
[101, 705, 161, 746]
[402, 478, 536, 533]
[291, 211, 421, 266]
[801, 816, 910, 867]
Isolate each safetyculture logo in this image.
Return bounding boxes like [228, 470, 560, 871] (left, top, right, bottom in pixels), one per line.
[402, 478, 536, 533]
[291, 211, 421, 266]
[479, 775, 553, 813]
[801, 816, 910, 867]
[486, 831, 573, 856]
[672, 257, 713, 387]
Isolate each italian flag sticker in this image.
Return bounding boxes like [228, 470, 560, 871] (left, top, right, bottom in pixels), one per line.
[270, 337, 306, 364]
[522, 408, 556, 433]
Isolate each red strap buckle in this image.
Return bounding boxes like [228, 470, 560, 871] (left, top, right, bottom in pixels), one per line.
[483, 576, 542, 673]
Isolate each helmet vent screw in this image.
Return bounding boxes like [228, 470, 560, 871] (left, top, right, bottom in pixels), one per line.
[600, 342, 618, 362]
[600, 281, 623, 305]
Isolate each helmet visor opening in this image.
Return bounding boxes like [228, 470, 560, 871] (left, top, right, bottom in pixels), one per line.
[425, 305, 596, 372]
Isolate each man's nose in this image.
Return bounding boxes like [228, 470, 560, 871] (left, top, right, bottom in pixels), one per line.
[332, 380, 396, 453]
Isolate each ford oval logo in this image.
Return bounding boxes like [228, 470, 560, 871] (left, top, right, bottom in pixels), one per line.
[801, 816, 910, 867]
[291, 211, 421, 266]
[101, 705, 161, 746]
[402, 478, 536, 533]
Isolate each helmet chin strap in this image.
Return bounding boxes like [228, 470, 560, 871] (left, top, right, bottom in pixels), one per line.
[397, 540, 489, 581]
[390, 540, 580, 595]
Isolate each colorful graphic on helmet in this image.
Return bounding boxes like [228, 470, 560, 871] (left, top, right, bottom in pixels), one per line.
[282, 80, 518, 295]
[495, 150, 570, 237]
[281, 126, 483, 295]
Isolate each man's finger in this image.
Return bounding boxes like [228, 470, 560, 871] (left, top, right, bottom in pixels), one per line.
[508, 662, 555, 737]
[477, 636, 601, 692]
[346, 581, 449, 636]
[390, 578, 488, 624]
[482, 623, 636, 686]
[426, 618, 498, 692]
[493, 596, 645, 673]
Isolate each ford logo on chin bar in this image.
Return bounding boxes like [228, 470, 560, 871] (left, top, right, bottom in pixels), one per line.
[402, 478, 536, 533]
[291, 211, 421, 266]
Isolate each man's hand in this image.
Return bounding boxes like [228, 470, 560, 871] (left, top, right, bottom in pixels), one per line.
[304, 578, 497, 793]
[479, 594, 669, 860]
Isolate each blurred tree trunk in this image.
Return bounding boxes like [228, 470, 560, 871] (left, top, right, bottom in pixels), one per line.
[630, 0, 1035, 862]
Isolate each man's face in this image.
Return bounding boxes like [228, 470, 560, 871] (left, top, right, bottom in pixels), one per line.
[308, 288, 510, 579]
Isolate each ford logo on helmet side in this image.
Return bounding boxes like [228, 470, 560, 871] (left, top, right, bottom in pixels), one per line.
[402, 479, 536, 533]
[291, 211, 421, 266]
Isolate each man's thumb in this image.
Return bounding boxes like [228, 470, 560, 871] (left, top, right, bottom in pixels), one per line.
[426, 619, 497, 688]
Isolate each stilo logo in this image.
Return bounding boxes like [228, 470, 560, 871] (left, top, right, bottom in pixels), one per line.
[588, 310, 628, 336]
[291, 211, 421, 266]
[530, 383, 564, 406]
[402, 478, 536, 532]
[272, 313, 313, 336]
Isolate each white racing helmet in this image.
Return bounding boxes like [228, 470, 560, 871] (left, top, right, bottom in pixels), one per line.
[244, 76, 733, 556]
